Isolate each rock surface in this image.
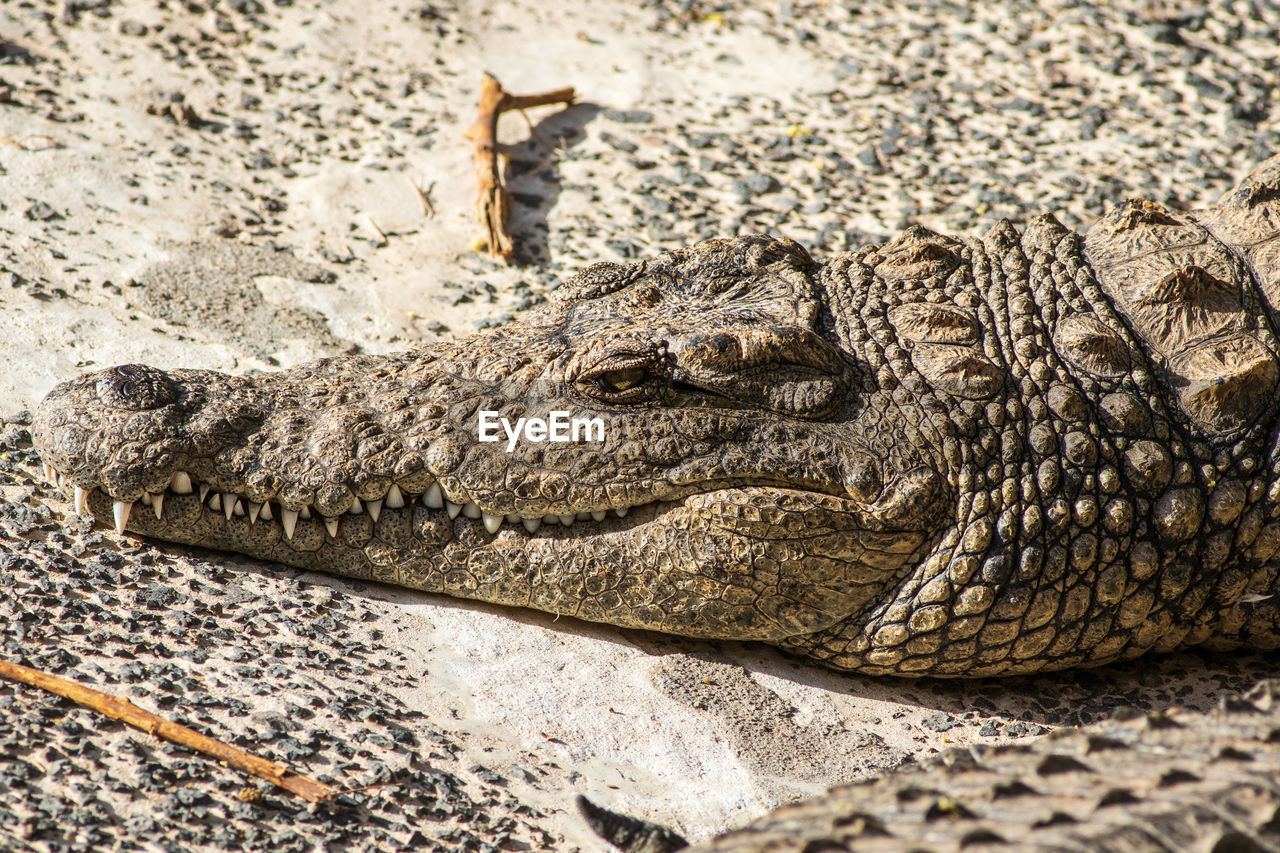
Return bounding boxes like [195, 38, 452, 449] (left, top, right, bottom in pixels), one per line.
[1, 0, 1278, 849]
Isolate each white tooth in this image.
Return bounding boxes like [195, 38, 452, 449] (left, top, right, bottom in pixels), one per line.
[462, 502, 482, 519]
[208, 493, 222, 511]
[300, 506, 312, 519]
[199, 484, 210, 502]
[282, 508, 298, 539]
[112, 500, 133, 534]
[558, 514, 573, 526]
[576, 512, 591, 521]
[366, 499, 382, 523]
[140, 492, 152, 506]
[615, 507, 629, 518]
[74, 486, 89, 515]
[505, 513, 520, 524]
[248, 501, 262, 524]
[591, 510, 606, 521]
[233, 502, 245, 517]
[42, 463, 54, 481]
[322, 515, 338, 537]
[523, 517, 541, 534]
[260, 502, 273, 521]
[223, 493, 238, 521]
[482, 512, 502, 534]
[543, 514, 559, 525]
[385, 485, 405, 509]
[152, 492, 164, 520]
[171, 472, 193, 494]
[348, 499, 363, 515]
[445, 500, 462, 519]
[424, 483, 444, 509]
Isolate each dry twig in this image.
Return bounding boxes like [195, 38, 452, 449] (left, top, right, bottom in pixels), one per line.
[408, 177, 436, 218]
[463, 73, 575, 261]
[0, 657, 336, 804]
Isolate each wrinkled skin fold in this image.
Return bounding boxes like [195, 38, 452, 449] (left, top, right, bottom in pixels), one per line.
[34, 156, 1280, 677]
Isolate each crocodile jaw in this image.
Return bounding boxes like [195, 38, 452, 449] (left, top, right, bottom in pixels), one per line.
[59, 475, 929, 642]
[36, 382, 936, 643]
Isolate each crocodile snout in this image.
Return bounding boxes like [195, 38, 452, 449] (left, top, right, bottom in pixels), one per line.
[92, 364, 179, 411]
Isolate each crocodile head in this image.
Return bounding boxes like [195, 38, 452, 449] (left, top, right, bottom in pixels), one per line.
[34, 235, 949, 645]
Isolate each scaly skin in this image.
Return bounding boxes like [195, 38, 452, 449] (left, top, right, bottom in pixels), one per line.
[682, 680, 1280, 852]
[32, 155, 1280, 678]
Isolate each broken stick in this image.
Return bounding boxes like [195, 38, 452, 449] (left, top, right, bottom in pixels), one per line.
[463, 73, 575, 261]
[0, 657, 336, 804]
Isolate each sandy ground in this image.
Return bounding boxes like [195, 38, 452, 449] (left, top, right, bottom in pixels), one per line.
[1, 0, 1279, 850]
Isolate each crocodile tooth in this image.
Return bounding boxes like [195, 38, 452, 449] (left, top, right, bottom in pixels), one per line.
[112, 500, 133, 534]
[446, 501, 462, 519]
[260, 502, 273, 521]
[233, 501, 245, 517]
[424, 483, 444, 509]
[348, 499, 364, 515]
[482, 512, 502, 534]
[74, 486, 88, 515]
[322, 515, 339, 537]
[505, 513, 520, 524]
[223, 493, 238, 521]
[559, 514, 574, 526]
[591, 510, 606, 521]
[385, 485, 405, 509]
[576, 512, 591, 521]
[543, 514, 559, 526]
[281, 508, 298, 539]
[366, 499, 382, 522]
[462, 502, 482, 519]
[198, 484, 210, 502]
[300, 506, 312, 519]
[42, 463, 54, 481]
[247, 501, 262, 524]
[152, 492, 164, 519]
[523, 517, 541, 534]
[171, 472, 193, 494]
[208, 493, 222, 511]
[615, 507, 629, 518]
[140, 492, 152, 506]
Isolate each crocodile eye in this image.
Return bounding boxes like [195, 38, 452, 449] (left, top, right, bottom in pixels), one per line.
[577, 351, 668, 404]
[599, 367, 647, 393]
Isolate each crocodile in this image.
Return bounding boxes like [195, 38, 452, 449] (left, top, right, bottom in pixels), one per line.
[28, 154, 1280, 847]
[579, 679, 1280, 852]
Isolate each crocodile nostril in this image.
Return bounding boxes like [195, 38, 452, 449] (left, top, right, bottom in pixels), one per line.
[95, 364, 178, 411]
